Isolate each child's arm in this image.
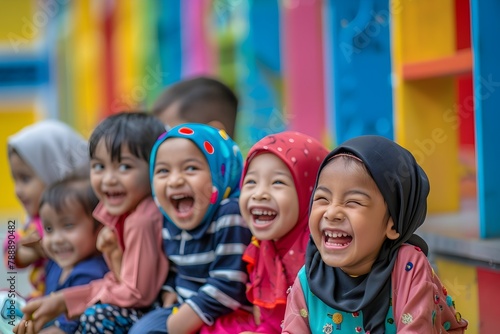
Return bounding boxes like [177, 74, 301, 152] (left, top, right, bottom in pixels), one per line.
[281, 276, 311, 334]
[392, 245, 468, 333]
[166, 303, 205, 333]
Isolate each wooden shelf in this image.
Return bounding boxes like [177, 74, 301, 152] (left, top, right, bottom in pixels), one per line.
[402, 48, 472, 80]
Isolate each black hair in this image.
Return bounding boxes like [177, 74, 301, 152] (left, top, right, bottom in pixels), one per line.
[39, 175, 100, 229]
[151, 76, 238, 137]
[89, 111, 166, 162]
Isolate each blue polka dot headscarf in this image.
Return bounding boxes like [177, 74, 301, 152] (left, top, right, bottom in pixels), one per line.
[149, 123, 243, 232]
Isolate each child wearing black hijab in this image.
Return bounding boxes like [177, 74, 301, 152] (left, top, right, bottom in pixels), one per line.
[282, 135, 468, 333]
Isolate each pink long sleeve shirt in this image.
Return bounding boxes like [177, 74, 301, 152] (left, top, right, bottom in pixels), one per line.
[62, 197, 168, 317]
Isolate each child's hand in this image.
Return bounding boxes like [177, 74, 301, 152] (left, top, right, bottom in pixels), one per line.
[96, 227, 122, 280]
[13, 319, 35, 334]
[16, 231, 45, 266]
[161, 291, 178, 308]
[19, 292, 67, 333]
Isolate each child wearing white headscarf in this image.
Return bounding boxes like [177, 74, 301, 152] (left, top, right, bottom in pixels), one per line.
[4, 119, 89, 298]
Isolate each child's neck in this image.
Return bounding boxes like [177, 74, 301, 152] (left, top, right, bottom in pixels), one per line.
[59, 266, 73, 284]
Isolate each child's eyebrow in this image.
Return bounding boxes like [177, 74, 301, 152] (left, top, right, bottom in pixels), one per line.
[315, 185, 331, 194]
[314, 187, 371, 199]
[344, 189, 372, 199]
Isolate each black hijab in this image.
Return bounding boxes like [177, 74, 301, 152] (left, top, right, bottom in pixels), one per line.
[305, 135, 430, 333]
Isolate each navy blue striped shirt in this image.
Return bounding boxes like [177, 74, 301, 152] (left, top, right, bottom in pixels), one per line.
[162, 198, 252, 325]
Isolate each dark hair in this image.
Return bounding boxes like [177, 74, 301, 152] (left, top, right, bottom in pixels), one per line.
[152, 76, 238, 137]
[39, 175, 100, 229]
[89, 112, 165, 162]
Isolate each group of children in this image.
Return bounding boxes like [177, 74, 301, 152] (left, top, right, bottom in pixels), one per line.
[4, 76, 467, 334]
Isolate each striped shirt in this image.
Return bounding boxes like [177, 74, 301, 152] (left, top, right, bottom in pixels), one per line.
[162, 198, 253, 325]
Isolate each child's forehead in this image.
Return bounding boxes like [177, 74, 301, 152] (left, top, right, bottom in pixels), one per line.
[158, 137, 205, 157]
[319, 157, 373, 184]
[247, 152, 287, 170]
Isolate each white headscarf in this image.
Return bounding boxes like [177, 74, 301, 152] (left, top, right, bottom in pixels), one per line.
[8, 119, 89, 185]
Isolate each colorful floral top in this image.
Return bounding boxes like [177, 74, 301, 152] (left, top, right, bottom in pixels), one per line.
[282, 244, 468, 333]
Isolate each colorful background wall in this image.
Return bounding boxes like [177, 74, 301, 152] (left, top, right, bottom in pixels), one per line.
[1, 1, 499, 332]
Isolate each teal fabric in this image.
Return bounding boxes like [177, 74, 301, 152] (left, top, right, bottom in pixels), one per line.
[298, 267, 397, 333]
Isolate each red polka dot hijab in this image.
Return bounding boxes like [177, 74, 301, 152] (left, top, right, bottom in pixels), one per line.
[241, 131, 329, 308]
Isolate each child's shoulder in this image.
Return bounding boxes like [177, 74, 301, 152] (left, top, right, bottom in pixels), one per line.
[132, 196, 163, 220]
[393, 244, 432, 279]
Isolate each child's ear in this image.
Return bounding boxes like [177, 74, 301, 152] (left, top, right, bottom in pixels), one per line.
[385, 217, 400, 240]
[207, 120, 226, 133]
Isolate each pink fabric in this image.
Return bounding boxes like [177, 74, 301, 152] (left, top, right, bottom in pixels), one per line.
[63, 197, 168, 317]
[282, 245, 469, 333]
[241, 131, 328, 332]
[282, 0, 326, 139]
[181, 0, 213, 77]
[3, 216, 46, 298]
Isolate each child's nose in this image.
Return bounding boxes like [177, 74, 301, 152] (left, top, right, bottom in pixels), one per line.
[323, 204, 345, 222]
[168, 172, 185, 187]
[251, 186, 270, 201]
[51, 230, 65, 244]
[102, 171, 117, 185]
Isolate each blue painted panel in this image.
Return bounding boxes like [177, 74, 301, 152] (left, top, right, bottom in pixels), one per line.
[235, 0, 284, 153]
[156, 0, 182, 86]
[327, 0, 393, 144]
[470, 0, 500, 238]
[0, 56, 48, 88]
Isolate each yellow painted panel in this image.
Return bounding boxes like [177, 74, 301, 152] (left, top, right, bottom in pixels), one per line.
[394, 0, 456, 62]
[70, 1, 103, 137]
[113, 1, 144, 110]
[435, 258, 479, 334]
[391, 0, 460, 213]
[396, 79, 460, 213]
[0, 108, 36, 219]
[0, 1, 36, 45]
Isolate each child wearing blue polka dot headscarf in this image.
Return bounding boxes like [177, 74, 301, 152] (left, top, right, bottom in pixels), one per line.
[129, 123, 255, 334]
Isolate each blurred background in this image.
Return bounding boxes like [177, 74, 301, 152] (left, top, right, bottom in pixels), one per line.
[0, 1, 499, 332]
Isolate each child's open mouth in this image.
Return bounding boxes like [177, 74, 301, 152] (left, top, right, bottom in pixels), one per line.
[105, 191, 125, 205]
[171, 194, 194, 217]
[324, 230, 353, 247]
[250, 208, 277, 227]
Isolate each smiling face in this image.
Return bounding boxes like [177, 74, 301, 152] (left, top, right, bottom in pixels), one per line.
[8, 151, 46, 217]
[152, 137, 213, 231]
[239, 153, 299, 241]
[309, 156, 400, 276]
[40, 200, 99, 270]
[90, 139, 150, 216]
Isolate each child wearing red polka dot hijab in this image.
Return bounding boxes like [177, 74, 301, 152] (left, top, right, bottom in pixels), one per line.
[237, 131, 329, 333]
[130, 123, 254, 334]
[282, 135, 468, 334]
